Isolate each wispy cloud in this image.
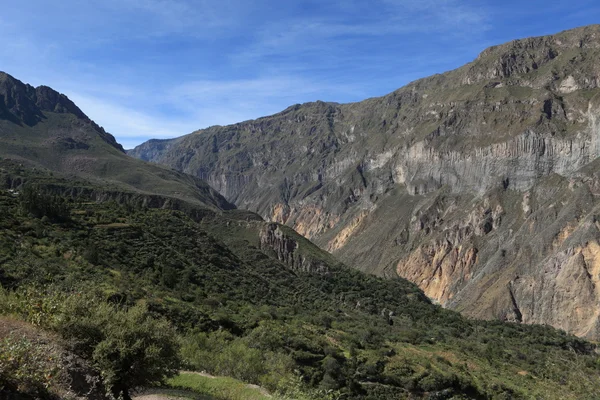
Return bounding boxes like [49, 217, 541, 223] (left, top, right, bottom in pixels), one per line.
[166, 75, 367, 127]
[61, 74, 365, 149]
[0, 0, 493, 149]
[3, 0, 599, 149]
[65, 92, 198, 141]
[231, 0, 490, 76]
[97, 0, 249, 38]
[169, 76, 363, 110]
[382, 0, 488, 25]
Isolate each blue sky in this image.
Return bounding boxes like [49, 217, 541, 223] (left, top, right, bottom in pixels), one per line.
[1, 1, 600, 149]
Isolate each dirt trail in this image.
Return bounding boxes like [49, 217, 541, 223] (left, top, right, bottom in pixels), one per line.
[133, 388, 211, 400]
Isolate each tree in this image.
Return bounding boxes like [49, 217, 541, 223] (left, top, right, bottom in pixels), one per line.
[93, 304, 180, 400]
[320, 355, 343, 390]
[19, 185, 70, 222]
[57, 299, 180, 400]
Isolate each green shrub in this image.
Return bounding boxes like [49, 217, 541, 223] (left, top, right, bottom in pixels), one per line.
[91, 303, 180, 399]
[0, 335, 62, 397]
[0, 288, 180, 400]
[180, 329, 295, 391]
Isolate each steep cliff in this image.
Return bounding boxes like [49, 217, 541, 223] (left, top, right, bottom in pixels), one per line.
[130, 25, 600, 338]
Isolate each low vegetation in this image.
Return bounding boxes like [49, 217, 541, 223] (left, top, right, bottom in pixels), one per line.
[0, 331, 62, 397]
[0, 288, 180, 400]
[1, 162, 600, 399]
[167, 372, 270, 400]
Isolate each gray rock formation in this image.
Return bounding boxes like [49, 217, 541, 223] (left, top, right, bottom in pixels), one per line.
[259, 223, 330, 274]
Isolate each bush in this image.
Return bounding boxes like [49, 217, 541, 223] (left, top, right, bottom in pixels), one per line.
[57, 300, 180, 400]
[0, 288, 180, 400]
[0, 335, 62, 398]
[180, 329, 295, 391]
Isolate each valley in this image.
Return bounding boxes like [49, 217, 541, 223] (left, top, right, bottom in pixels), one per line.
[131, 25, 600, 340]
[1, 23, 600, 400]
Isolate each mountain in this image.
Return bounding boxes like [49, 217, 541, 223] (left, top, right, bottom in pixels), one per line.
[130, 25, 600, 339]
[2, 72, 600, 399]
[0, 72, 232, 212]
[0, 71, 354, 284]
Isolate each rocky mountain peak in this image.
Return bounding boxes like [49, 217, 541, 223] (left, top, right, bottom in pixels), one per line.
[0, 71, 124, 152]
[0, 72, 44, 126]
[34, 85, 88, 119]
[464, 25, 600, 86]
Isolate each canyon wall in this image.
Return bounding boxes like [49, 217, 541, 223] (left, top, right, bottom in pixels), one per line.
[130, 25, 600, 338]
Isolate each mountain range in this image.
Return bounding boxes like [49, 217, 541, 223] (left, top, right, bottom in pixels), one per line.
[130, 24, 600, 340]
[2, 24, 600, 400]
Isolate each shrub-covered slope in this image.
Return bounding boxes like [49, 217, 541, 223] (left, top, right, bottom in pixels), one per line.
[1, 162, 599, 399]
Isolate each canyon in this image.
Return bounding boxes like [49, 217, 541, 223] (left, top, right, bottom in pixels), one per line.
[131, 25, 600, 339]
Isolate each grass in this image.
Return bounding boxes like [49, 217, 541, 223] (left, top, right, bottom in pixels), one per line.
[95, 222, 132, 228]
[167, 372, 270, 400]
[134, 388, 215, 399]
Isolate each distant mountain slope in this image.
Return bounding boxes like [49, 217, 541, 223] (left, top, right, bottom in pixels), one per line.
[130, 25, 600, 339]
[0, 72, 232, 212]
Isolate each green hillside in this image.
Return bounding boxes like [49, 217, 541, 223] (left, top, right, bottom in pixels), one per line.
[1, 160, 599, 400]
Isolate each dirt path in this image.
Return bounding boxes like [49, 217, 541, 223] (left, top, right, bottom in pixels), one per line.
[133, 387, 212, 400]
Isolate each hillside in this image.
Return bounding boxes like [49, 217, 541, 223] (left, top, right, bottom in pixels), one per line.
[130, 24, 600, 339]
[0, 72, 599, 398]
[1, 160, 600, 399]
[0, 72, 232, 212]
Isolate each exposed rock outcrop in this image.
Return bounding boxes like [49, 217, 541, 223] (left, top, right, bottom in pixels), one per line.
[260, 223, 329, 274]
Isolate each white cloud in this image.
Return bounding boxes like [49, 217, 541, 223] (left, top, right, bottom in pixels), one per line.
[0, 0, 493, 150]
[65, 92, 197, 139]
[166, 75, 367, 126]
[231, 0, 489, 68]
[169, 76, 359, 107]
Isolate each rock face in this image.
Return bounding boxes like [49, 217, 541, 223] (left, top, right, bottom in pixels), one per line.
[260, 223, 330, 274]
[130, 25, 600, 339]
